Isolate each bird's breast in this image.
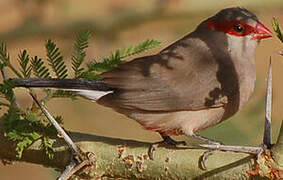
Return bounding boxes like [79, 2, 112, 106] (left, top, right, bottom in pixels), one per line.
[234, 58, 256, 110]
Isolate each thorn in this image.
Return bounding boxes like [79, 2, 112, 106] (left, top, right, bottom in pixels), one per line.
[263, 57, 272, 149]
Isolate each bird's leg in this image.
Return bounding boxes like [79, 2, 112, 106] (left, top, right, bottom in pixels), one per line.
[191, 134, 223, 145]
[148, 133, 186, 160]
[190, 134, 264, 170]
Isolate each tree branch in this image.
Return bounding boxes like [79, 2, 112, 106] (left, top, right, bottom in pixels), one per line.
[1, 119, 277, 180]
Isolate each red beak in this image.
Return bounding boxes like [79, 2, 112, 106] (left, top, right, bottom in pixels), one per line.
[253, 22, 273, 40]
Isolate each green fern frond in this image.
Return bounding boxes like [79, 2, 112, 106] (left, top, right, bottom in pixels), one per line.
[3, 109, 56, 159]
[0, 41, 22, 77]
[78, 71, 101, 80]
[272, 17, 283, 43]
[45, 40, 68, 79]
[87, 56, 123, 73]
[72, 30, 91, 78]
[118, 39, 161, 59]
[18, 50, 32, 78]
[0, 80, 15, 102]
[86, 39, 161, 75]
[0, 41, 10, 67]
[31, 56, 50, 78]
[41, 136, 55, 159]
[51, 90, 77, 99]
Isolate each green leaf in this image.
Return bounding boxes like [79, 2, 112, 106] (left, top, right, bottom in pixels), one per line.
[87, 57, 123, 73]
[79, 71, 101, 80]
[0, 41, 22, 77]
[72, 30, 91, 78]
[85, 39, 161, 76]
[45, 40, 68, 79]
[41, 136, 55, 159]
[272, 17, 283, 43]
[117, 39, 161, 59]
[0, 80, 15, 102]
[31, 56, 51, 78]
[15, 137, 33, 158]
[51, 90, 77, 99]
[18, 50, 32, 78]
[3, 108, 56, 159]
[0, 41, 10, 68]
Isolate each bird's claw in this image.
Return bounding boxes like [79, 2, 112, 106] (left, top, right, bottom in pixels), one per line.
[199, 149, 217, 170]
[148, 137, 186, 160]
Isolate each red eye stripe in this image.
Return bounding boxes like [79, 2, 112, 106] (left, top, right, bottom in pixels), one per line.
[206, 20, 256, 36]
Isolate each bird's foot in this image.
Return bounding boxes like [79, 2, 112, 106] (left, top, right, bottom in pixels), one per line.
[148, 136, 186, 160]
[199, 149, 217, 170]
[190, 133, 226, 170]
[198, 143, 262, 170]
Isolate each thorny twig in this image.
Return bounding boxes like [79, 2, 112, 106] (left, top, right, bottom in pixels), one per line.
[30, 93, 81, 155]
[30, 93, 96, 179]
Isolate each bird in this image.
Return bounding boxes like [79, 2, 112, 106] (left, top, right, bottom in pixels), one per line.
[12, 7, 272, 158]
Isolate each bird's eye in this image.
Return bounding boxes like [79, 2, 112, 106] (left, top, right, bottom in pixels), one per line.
[233, 24, 245, 33]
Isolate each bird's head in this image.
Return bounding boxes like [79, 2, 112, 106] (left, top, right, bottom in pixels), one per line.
[204, 7, 272, 41]
[196, 7, 272, 60]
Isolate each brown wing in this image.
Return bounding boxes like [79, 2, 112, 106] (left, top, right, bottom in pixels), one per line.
[98, 38, 231, 112]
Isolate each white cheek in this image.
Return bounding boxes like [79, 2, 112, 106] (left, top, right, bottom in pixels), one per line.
[227, 34, 257, 60]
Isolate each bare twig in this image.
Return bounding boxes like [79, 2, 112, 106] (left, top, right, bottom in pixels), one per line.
[59, 152, 96, 180]
[58, 160, 77, 180]
[263, 58, 272, 148]
[29, 93, 83, 179]
[30, 92, 81, 155]
[29, 93, 97, 179]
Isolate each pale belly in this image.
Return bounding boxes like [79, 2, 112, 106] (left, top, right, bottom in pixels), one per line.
[127, 107, 226, 136]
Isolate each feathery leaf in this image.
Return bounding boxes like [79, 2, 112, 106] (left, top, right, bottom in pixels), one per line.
[31, 56, 51, 78]
[41, 136, 55, 159]
[0, 80, 15, 102]
[0, 41, 10, 68]
[45, 40, 68, 79]
[18, 50, 32, 78]
[272, 17, 283, 43]
[3, 109, 56, 159]
[72, 30, 91, 78]
[118, 39, 161, 59]
[51, 90, 77, 99]
[85, 39, 161, 78]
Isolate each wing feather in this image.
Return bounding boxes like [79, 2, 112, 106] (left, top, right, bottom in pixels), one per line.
[98, 37, 227, 112]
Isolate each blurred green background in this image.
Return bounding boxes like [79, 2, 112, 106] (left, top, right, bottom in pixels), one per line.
[0, 0, 283, 179]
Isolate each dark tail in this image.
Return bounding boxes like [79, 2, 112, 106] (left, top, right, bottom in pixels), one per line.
[11, 78, 113, 91]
